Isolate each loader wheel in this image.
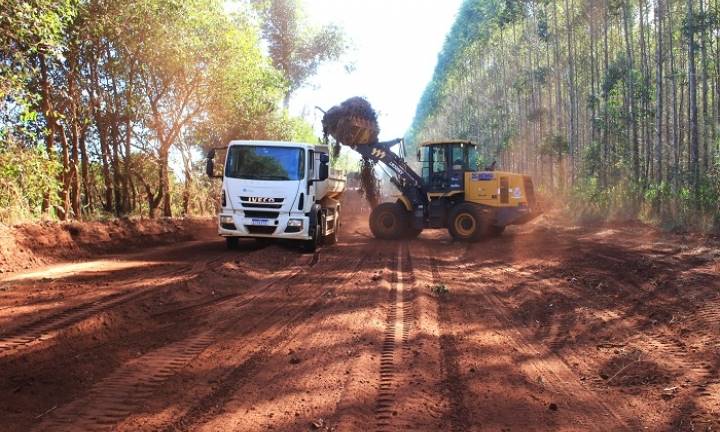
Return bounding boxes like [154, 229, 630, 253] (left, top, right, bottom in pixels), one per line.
[395, 199, 421, 239]
[448, 203, 486, 242]
[370, 202, 407, 240]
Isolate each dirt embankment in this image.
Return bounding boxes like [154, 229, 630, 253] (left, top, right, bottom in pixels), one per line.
[0, 218, 214, 273]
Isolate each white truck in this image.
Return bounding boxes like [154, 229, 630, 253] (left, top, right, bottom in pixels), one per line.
[206, 140, 345, 252]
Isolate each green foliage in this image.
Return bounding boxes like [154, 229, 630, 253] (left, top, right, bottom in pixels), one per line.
[410, 0, 720, 232]
[430, 283, 449, 296]
[0, 0, 332, 222]
[0, 139, 61, 223]
[255, 0, 347, 105]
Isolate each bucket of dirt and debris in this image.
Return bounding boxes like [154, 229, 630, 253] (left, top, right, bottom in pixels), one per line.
[322, 97, 379, 147]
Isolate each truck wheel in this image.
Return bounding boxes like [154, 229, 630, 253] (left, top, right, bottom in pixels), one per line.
[370, 202, 407, 240]
[226, 237, 239, 250]
[302, 220, 320, 253]
[448, 203, 486, 242]
[325, 208, 339, 245]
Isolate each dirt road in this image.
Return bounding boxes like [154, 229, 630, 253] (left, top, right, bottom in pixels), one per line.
[0, 214, 718, 431]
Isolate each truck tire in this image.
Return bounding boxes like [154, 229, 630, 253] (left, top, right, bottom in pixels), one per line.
[325, 208, 339, 245]
[448, 203, 486, 242]
[370, 202, 407, 240]
[226, 237, 239, 250]
[302, 218, 320, 253]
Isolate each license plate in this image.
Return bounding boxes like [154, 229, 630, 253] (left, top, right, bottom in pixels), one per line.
[250, 218, 271, 226]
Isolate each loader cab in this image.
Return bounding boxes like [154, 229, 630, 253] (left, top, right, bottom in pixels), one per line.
[419, 141, 478, 193]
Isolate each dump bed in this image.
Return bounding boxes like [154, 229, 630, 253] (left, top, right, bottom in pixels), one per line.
[317, 168, 346, 200]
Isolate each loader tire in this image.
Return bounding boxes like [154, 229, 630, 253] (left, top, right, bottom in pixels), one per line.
[370, 202, 408, 240]
[448, 203, 486, 242]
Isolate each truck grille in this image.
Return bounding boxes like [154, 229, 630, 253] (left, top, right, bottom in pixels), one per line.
[245, 226, 277, 235]
[244, 210, 280, 219]
[242, 203, 283, 209]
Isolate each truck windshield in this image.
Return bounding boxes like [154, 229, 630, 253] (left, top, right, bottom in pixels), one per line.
[225, 146, 304, 181]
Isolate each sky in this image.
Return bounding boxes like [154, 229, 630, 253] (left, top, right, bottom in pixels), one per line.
[289, 0, 463, 140]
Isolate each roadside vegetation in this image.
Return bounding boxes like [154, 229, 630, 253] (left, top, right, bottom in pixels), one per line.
[409, 0, 720, 231]
[0, 0, 345, 223]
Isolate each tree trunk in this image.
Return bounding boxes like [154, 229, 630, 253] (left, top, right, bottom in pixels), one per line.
[38, 52, 58, 216]
[687, 0, 700, 204]
[158, 146, 173, 218]
[622, 0, 640, 182]
[655, 0, 664, 184]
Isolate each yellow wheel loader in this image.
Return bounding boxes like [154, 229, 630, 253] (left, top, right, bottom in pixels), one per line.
[357, 138, 539, 242]
[321, 99, 539, 242]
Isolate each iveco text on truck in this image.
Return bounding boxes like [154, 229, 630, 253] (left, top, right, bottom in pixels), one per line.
[206, 141, 345, 252]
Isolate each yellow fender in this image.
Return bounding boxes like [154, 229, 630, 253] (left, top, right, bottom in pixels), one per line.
[397, 195, 413, 211]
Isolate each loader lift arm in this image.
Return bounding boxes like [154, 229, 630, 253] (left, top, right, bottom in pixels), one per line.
[351, 138, 428, 229]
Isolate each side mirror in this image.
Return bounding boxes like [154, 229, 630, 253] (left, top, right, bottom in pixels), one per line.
[206, 149, 217, 178]
[319, 153, 330, 164]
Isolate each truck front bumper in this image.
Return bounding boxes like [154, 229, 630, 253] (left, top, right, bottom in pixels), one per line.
[217, 212, 311, 240]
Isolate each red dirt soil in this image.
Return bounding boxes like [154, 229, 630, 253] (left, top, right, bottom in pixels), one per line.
[0, 218, 210, 273]
[0, 208, 718, 431]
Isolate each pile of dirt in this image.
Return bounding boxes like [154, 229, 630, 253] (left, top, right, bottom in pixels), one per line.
[0, 218, 212, 274]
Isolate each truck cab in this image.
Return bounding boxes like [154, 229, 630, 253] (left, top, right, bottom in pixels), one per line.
[206, 140, 345, 252]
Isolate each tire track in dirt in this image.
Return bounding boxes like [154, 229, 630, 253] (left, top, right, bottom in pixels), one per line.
[150, 246, 370, 432]
[465, 266, 634, 430]
[386, 242, 449, 431]
[190, 242, 388, 432]
[429, 241, 637, 431]
[374, 245, 402, 431]
[329, 244, 397, 431]
[35, 250, 313, 432]
[511, 245, 720, 427]
[370, 241, 445, 431]
[427, 250, 473, 432]
[40, 331, 217, 432]
[0, 250, 231, 358]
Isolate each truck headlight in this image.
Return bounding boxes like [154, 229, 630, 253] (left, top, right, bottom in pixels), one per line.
[287, 218, 304, 228]
[220, 215, 234, 224]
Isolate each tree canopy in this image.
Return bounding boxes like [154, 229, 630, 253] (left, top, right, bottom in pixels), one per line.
[255, 0, 347, 107]
[0, 0, 338, 222]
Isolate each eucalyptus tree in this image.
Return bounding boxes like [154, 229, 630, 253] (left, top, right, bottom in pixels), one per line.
[410, 0, 720, 228]
[254, 0, 347, 107]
